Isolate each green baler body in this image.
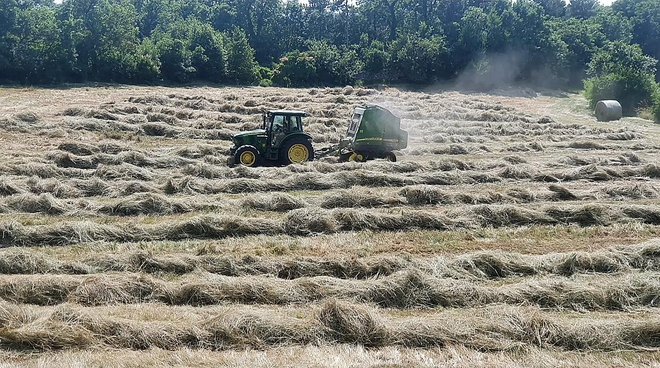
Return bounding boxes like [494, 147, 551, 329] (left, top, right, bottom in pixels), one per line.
[345, 105, 407, 153]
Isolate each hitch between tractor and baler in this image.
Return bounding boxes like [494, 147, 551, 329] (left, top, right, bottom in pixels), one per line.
[314, 139, 348, 160]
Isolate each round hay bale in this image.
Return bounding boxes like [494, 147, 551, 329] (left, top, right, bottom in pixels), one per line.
[595, 100, 622, 122]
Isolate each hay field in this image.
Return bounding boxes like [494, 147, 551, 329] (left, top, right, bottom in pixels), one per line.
[0, 85, 660, 367]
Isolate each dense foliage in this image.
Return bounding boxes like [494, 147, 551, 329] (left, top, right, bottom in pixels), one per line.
[584, 42, 657, 114]
[0, 0, 659, 102]
[653, 89, 660, 122]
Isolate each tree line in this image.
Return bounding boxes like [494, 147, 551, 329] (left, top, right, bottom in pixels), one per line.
[0, 0, 659, 119]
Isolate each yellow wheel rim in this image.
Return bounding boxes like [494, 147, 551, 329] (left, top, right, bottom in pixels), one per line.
[239, 151, 256, 166]
[288, 144, 310, 164]
[349, 153, 364, 162]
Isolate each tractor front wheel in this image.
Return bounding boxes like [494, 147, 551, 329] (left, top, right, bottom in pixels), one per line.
[281, 138, 314, 165]
[385, 152, 397, 162]
[235, 145, 260, 167]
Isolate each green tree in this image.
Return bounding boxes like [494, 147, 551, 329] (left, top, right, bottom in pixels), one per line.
[153, 20, 227, 82]
[10, 6, 64, 82]
[592, 7, 632, 43]
[585, 42, 658, 114]
[549, 18, 604, 83]
[567, 0, 599, 19]
[129, 38, 161, 81]
[272, 51, 317, 86]
[361, 39, 389, 81]
[155, 36, 194, 82]
[453, 7, 489, 73]
[501, 0, 556, 79]
[653, 85, 660, 123]
[612, 0, 660, 80]
[0, 0, 18, 81]
[225, 28, 258, 83]
[58, 0, 143, 81]
[533, 0, 566, 18]
[388, 33, 448, 83]
[652, 88, 660, 122]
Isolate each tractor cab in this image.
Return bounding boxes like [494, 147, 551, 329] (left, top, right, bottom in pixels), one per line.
[228, 110, 314, 167]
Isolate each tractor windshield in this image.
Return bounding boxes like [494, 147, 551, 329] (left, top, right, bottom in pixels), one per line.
[271, 115, 285, 132]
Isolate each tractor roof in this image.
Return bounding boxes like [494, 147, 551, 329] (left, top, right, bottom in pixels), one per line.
[268, 110, 308, 116]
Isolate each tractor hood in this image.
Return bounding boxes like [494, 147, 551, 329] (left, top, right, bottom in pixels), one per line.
[233, 129, 266, 138]
[231, 129, 266, 148]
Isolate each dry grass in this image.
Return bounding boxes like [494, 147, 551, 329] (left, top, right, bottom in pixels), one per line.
[0, 85, 659, 366]
[2, 346, 659, 368]
[0, 301, 659, 353]
[1, 269, 659, 311]
[1, 240, 659, 280]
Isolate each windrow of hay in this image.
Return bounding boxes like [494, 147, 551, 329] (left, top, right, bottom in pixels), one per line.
[4, 193, 69, 215]
[9, 344, 660, 368]
[1, 241, 659, 279]
[3, 160, 658, 200]
[175, 164, 660, 194]
[0, 301, 659, 352]
[0, 271, 659, 310]
[320, 188, 404, 209]
[98, 193, 191, 216]
[241, 193, 306, 212]
[2, 204, 660, 246]
[0, 178, 24, 196]
[0, 176, 597, 205]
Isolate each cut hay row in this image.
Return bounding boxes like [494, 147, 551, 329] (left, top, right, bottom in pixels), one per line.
[3, 177, 159, 199]
[7, 345, 660, 368]
[321, 183, 660, 208]
[2, 241, 658, 279]
[169, 163, 660, 195]
[0, 249, 409, 278]
[48, 150, 197, 170]
[282, 204, 660, 235]
[0, 270, 659, 310]
[1, 203, 660, 246]
[3, 158, 656, 197]
[2, 180, 658, 217]
[63, 118, 236, 141]
[0, 301, 658, 352]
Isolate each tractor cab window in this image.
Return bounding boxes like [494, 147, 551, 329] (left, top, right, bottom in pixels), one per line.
[289, 116, 302, 132]
[271, 115, 285, 133]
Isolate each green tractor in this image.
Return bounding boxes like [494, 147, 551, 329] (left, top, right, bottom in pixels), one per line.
[228, 105, 407, 167]
[228, 110, 314, 167]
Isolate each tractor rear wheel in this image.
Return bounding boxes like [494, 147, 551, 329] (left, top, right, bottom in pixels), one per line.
[235, 145, 260, 167]
[281, 138, 314, 165]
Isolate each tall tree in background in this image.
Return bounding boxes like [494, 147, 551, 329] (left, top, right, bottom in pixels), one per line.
[533, 0, 566, 17]
[226, 28, 258, 83]
[0, 1, 19, 80]
[11, 6, 64, 82]
[567, 0, 600, 19]
[0, 0, 658, 93]
[612, 0, 660, 79]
